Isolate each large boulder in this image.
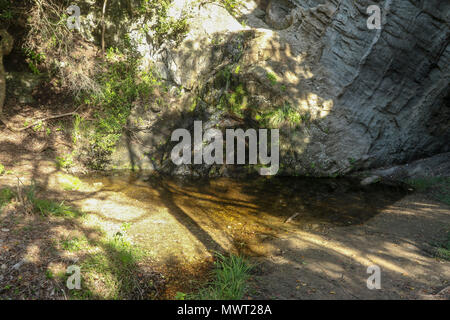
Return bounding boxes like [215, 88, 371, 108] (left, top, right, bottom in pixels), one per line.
[105, 0, 450, 176]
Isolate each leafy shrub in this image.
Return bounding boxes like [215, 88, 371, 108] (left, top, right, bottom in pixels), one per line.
[55, 153, 74, 169]
[0, 0, 16, 25]
[220, 0, 243, 17]
[79, 47, 157, 168]
[266, 72, 277, 85]
[137, 0, 189, 45]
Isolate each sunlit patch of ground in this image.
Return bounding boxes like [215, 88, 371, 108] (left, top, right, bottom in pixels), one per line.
[1, 162, 449, 299]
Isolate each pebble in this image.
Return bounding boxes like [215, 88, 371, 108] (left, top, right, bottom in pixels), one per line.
[1, 228, 9, 232]
[12, 260, 24, 270]
[1, 264, 7, 270]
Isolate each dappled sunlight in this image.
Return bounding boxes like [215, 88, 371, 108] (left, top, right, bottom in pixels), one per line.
[79, 198, 147, 222]
[247, 194, 450, 299]
[0, 0, 448, 301]
[1, 131, 449, 299]
[294, 231, 410, 275]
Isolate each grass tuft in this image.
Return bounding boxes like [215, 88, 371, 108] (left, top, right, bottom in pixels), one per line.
[77, 232, 146, 299]
[60, 236, 88, 252]
[434, 230, 450, 261]
[186, 253, 253, 300]
[0, 188, 15, 212]
[24, 184, 81, 217]
[406, 177, 450, 205]
[33, 198, 81, 217]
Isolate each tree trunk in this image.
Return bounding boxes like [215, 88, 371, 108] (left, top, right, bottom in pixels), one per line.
[0, 29, 14, 115]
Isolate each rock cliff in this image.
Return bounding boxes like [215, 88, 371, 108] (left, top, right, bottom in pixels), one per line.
[78, 0, 450, 176]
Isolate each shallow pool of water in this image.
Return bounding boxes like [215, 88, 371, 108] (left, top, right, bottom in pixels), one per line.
[81, 173, 408, 228]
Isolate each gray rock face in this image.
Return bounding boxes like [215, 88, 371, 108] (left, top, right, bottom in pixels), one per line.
[316, 0, 450, 171]
[5, 72, 43, 105]
[361, 152, 450, 181]
[265, 0, 296, 30]
[108, 0, 449, 176]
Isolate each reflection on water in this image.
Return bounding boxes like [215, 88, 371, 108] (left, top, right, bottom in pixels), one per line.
[82, 172, 408, 228]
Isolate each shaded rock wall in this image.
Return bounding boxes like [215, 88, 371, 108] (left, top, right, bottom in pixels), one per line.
[317, 0, 450, 169]
[100, 0, 449, 176]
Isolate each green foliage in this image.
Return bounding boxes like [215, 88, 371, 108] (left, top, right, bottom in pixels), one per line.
[406, 177, 447, 191]
[188, 253, 253, 300]
[138, 0, 189, 45]
[24, 184, 81, 218]
[33, 199, 80, 217]
[72, 114, 83, 144]
[80, 48, 157, 167]
[406, 177, 450, 205]
[32, 121, 44, 132]
[435, 247, 450, 260]
[175, 291, 187, 300]
[45, 269, 54, 279]
[218, 66, 232, 86]
[215, 67, 251, 118]
[0, 188, 15, 212]
[61, 236, 88, 252]
[432, 229, 450, 261]
[259, 102, 305, 128]
[55, 153, 74, 169]
[109, 232, 143, 267]
[0, 163, 5, 175]
[219, 0, 243, 17]
[121, 222, 132, 232]
[0, 0, 15, 24]
[222, 84, 248, 117]
[79, 232, 145, 299]
[215, 67, 305, 128]
[266, 72, 277, 85]
[23, 48, 46, 75]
